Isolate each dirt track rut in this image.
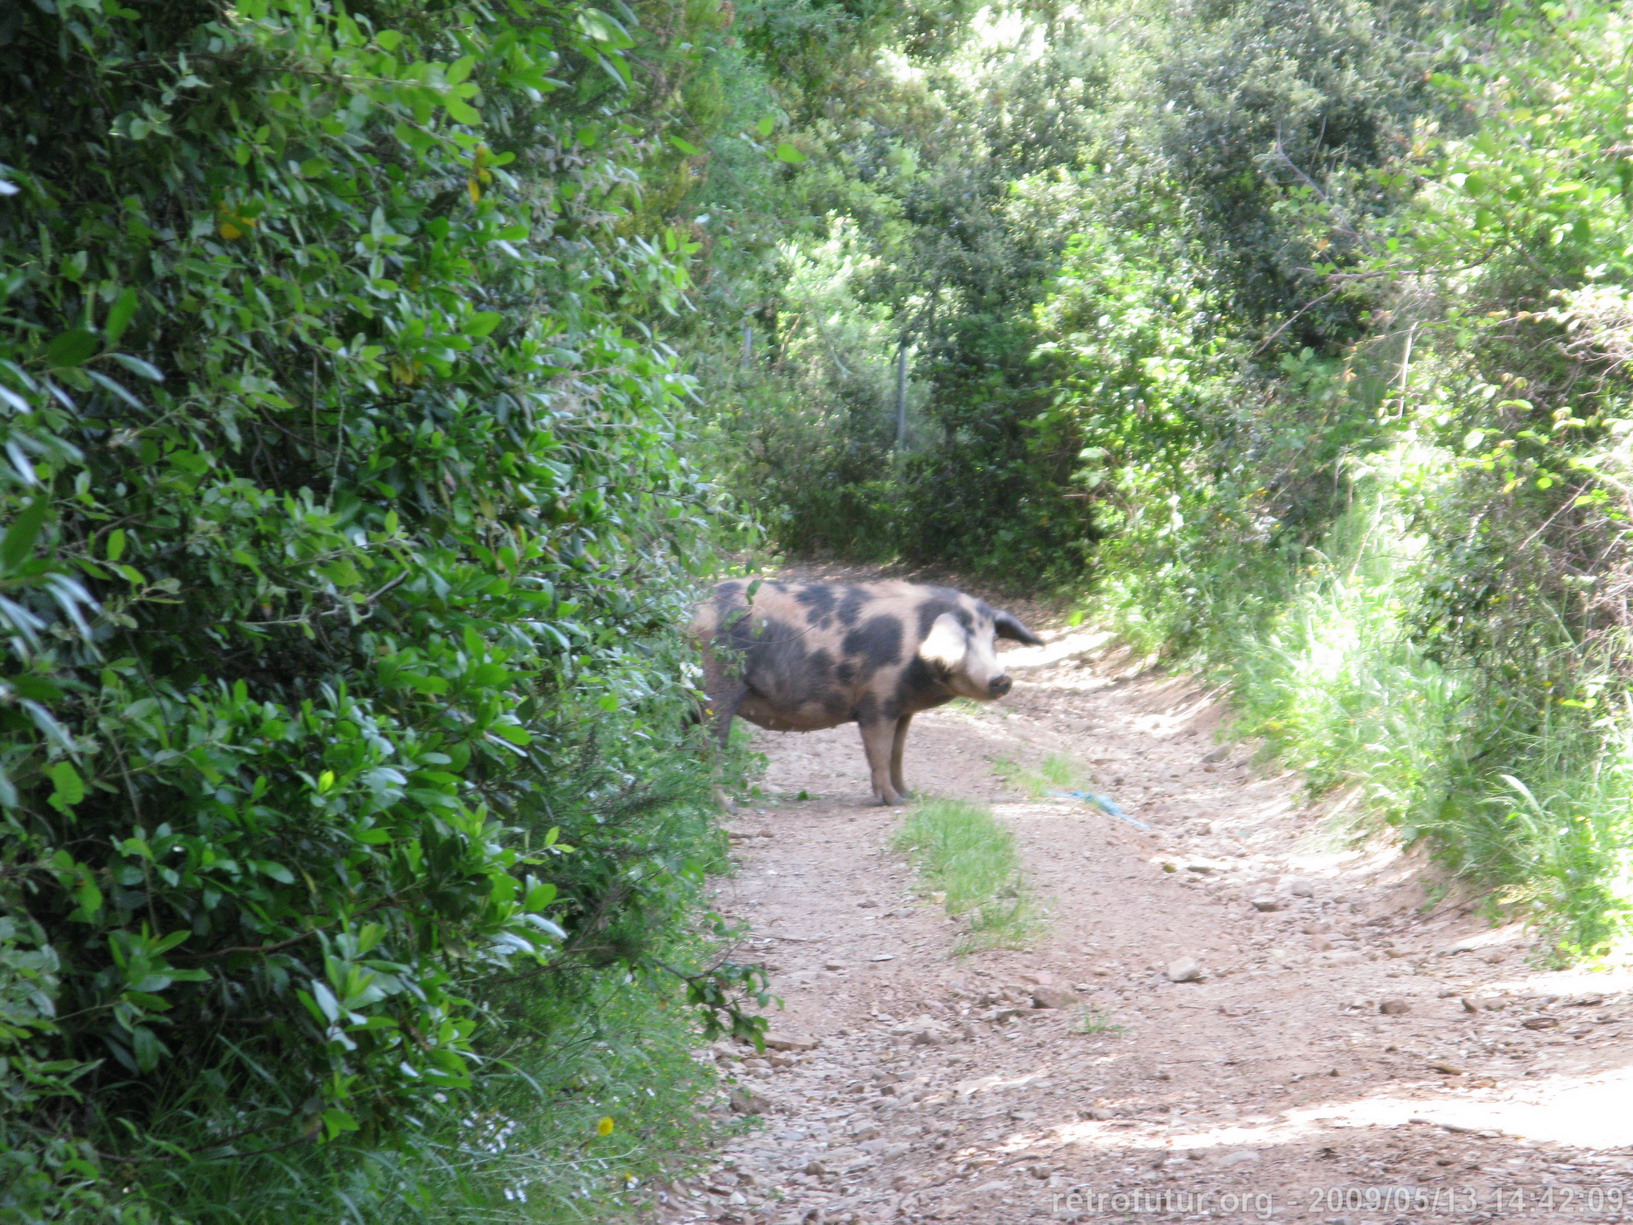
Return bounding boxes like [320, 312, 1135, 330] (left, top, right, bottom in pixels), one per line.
[654, 615, 1633, 1225]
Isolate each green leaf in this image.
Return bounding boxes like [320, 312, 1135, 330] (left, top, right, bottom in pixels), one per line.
[444, 95, 480, 125]
[48, 761, 85, 813]
[321, 1107, 359, 1140]
[105, 288, 140, 345]
[446, 54, 476, 85]
[2, 497, 50, 569]
[756, 115, 775, 138]
[309, 981, 340, 1023]
[577, 8, 633, 46]
[774, 143, 806, 164]
[45, 328, 99, 369]
[668, 135, 702, 156]
[110, 353, 164, 382]
[73, 875, 103, 917]
[465, 311, 503, 338]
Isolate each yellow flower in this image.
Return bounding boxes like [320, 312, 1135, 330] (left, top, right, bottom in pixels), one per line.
[596, 1116, 615, 1136]
[216, 201, 256, 240]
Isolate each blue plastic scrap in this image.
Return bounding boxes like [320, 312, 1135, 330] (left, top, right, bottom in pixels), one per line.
[1050, 789, 1153, 830]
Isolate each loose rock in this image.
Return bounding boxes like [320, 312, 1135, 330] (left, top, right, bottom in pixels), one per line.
[1166, 956, 1205, 983]
[1032, 985, 1079, 1009]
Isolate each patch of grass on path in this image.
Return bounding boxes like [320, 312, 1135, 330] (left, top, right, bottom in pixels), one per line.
[992, 751, 1089, 799]
[893, 797, 1042, 953]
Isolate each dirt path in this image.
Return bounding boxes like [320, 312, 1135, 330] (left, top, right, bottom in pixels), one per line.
[655, 616, 1633, 1225]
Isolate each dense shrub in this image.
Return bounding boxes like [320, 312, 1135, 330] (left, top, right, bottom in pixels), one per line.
[0, 1, 759, 1218]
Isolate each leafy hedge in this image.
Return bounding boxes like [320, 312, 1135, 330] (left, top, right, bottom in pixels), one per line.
[1036, 0, 1633, 954]
[0, 1, 754, 1219]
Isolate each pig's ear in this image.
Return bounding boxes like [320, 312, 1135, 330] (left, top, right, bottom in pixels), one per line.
[919, 612, 968, 672]
[993, 609, 1043, 646]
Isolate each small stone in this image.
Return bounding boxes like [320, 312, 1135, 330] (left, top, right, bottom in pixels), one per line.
[1429, 1060, 1467, 1075]
[1461, 997, 1480, 1014]
[1166, 956, 1204, 983]
[1031, 985, 1079, 1009]
[1219, 1150, 1261, 1166]
[1202, 744, 1231, 764]
[1251, 896, 1284, 912]
[824, 961, 845, 971]
[764, 1034, 819, 1052]
[1288, 877, 1318, 897]
[1522, 1016, 1560, 1030]
[730, 1088, 770, 1114]
[1379, 999, 1411, 1015]
[890, 1014, 941, 1037]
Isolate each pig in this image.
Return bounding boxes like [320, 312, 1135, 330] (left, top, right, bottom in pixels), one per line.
[692, 578, 1044, 805]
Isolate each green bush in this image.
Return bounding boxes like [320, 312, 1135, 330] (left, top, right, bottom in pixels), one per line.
[0, 1, 759, 1218]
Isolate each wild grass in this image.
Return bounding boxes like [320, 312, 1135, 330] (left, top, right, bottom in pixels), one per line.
[992, 751, 1088, 799]
[1075, 1006, 1126, 1036]
[893, 797, 1042, 953]
[1184, 470, 1633, 960]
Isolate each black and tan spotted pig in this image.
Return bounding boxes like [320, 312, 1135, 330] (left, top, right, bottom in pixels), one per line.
[693, 579, 1044, 805]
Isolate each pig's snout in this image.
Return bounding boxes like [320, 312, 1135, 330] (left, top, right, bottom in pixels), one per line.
[988, 674, 1012, 698]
